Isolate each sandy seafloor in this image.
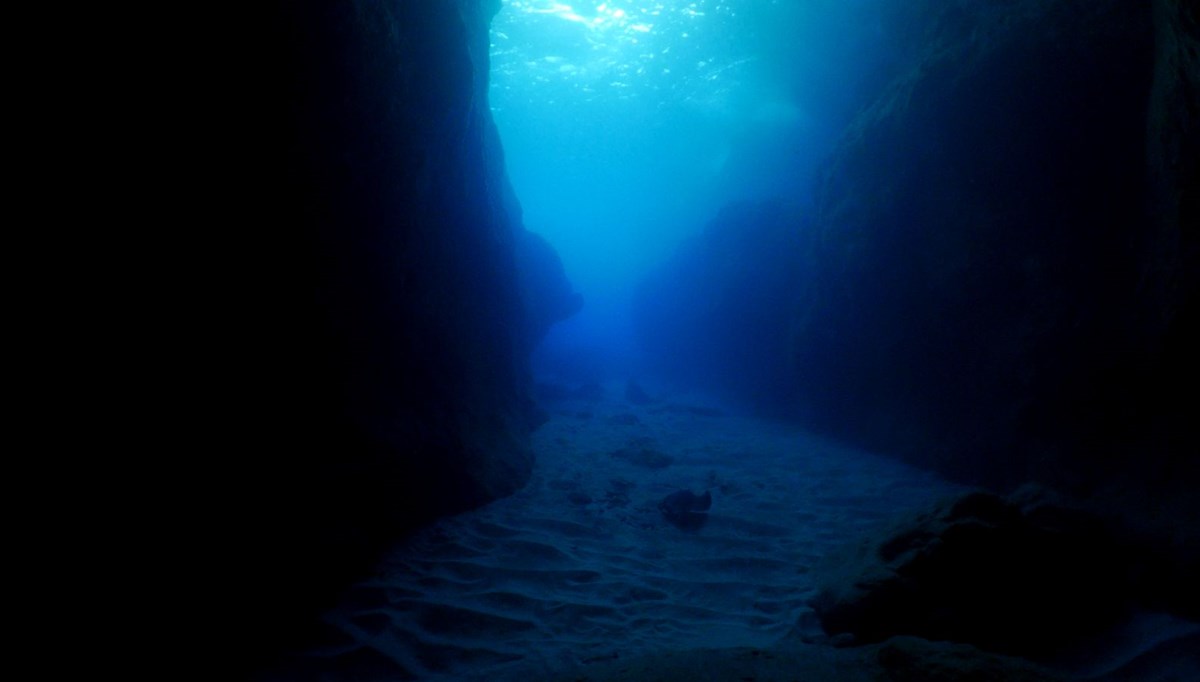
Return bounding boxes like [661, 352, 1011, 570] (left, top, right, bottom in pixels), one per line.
[278, 380, 973, 681]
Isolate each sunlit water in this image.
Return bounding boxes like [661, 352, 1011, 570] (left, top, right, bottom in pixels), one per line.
[489, 0, 893, 375]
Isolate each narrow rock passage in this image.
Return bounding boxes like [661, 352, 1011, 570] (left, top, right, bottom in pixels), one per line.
[281, 382, 964, 681]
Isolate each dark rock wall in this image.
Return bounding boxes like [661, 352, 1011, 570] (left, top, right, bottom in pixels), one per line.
[797, 0, 1160, 487]
[795, 0, 1200, 501]
[516, 229, 584, 354]
[1141, 0, 1200, 486]
[801, 0, 1183, 488]
[203, 0, 549, 669]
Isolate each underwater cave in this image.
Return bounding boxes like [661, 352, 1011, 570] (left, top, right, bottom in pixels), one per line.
[209, 1, 1199, 680]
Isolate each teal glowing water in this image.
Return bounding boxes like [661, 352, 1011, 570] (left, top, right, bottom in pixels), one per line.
[490, 0, 897, 374]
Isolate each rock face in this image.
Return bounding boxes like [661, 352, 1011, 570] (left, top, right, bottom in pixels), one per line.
[199, 0, 569, 670]
[811, 489, 1197, 659]
[796, 0, 1175, 486]
[875, 637, 1063, 682]
[515, 228, 583, 352]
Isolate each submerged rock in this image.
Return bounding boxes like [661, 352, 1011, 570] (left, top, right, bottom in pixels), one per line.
[659, 489, 712, 531]
[877, 636, 1063, 682]
[515, 229, 583, 352]
[811, 489, 1136, 658]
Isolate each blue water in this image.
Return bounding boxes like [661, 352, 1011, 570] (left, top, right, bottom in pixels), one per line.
[490, 0, 898, 377]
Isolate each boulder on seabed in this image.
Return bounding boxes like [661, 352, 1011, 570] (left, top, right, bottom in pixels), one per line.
[876, 636, 1064, 682]
[811, 488, 1139, 658]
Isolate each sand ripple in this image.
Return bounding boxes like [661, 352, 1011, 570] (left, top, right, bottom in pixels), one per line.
[274, 385, 963, 681]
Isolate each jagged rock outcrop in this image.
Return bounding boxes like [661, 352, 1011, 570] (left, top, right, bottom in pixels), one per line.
[812, 489, 1199, 660]
[812, 490, 1131, 657]
[488, 90, 581, 354]
[515, 228, 583, 352]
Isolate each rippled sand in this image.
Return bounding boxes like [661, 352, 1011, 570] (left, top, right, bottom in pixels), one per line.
[273, 382, 963, 681]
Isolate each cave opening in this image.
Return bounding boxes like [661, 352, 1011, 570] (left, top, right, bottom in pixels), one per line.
[489, 0, 882, 384]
